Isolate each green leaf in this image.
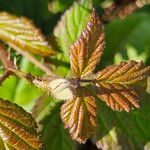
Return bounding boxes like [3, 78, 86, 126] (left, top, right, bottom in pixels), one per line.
[54, 1, 92, 61]
[103, 13, 150, 67]
[13, 58, 44, 111]
[32, 95, 75, 150]
[0, 12, 55, 56]
[114, 44, 149, 64]
[0, 76, 18, 101]
[48, 0, 74, 14]
[0, 57, 44, 111]
[95, 127, 121, 150]
[0, 98, 42, 149]
[94, 91, 150, 150]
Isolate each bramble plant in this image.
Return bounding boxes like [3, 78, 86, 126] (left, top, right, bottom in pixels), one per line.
[0, 1, 150, 150]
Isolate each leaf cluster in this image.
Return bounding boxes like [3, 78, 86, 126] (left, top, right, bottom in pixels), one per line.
[0, 0, 150, 150]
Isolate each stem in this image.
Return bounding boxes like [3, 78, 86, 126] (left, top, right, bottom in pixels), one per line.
[9, 68, 35, 83]
[79, 79, 93, 83]
[102, 0, 148, 22]
[0, 44, 14, 70]
[0, 72, 11, 84]
[8, 42, 57, 77]
[0, 43, 15, 84]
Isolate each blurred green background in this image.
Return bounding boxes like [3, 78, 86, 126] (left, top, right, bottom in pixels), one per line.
[0, 0, 150, 150]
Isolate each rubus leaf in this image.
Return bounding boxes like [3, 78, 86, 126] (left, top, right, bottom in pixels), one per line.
[95, 60, 150, 112]
[94, 91, 150, 150]
[0, 98, 42, 149]
[0, 12, 55, 56]
[48, 0, 74, 14]
[54, 2, 92, 60]
[32, 95, 75, 150]
[95, 127, 121, 150]
[60, 87, 97, 143]
[70, 10, 105, 77]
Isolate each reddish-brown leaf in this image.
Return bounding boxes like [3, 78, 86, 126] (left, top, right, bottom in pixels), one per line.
[0, 98, 42, 149]
[60, 87, 97, 143]
[95, 61, 150, 112]
[70, 10, 105, 77]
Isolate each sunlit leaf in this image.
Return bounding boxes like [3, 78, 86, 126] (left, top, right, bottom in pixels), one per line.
[70, 10, 105, 77]
[54, 2, 91, 61]
[95, 60, 150, 112]
[0, 98, 42, 149]
[60, 87, 97, 143]
[0, 12, 55, 56]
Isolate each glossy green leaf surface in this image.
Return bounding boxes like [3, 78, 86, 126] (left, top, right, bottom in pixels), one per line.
[54, 1, 92, 61]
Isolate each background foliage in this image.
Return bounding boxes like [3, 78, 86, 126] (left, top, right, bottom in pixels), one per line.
[0, 0, 150, 150]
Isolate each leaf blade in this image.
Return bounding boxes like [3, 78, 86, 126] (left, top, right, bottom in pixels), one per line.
[70, 10, 105, 77]
[0, 98, 42, 149]
[60, 87, 97, 143]
[0, 12, 55, 56]
[94, 91, 150, 150]
[54, 2, 91, 61]
[95, 61, 150, 112]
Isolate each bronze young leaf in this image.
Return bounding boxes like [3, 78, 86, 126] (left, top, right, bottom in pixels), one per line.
[0, 98, 42, 149]
[60, 87, 97, 143]
[95, 61, 150, 112]
[70, 10, 105, 77]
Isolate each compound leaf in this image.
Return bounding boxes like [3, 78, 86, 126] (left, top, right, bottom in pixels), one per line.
[0, 12, 55, 56]
[95, 61, 150, 112]
[0, 98, 42, 149]
[60, 87, 97, 143]
[70, 10, 105, 77]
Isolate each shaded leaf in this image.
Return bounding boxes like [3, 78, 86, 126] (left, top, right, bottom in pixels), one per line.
[60, 87, 97, 143]
[0, 76, 18, 102]
[103, 13, 150, 67]
[114, 44, 149, 64]
[32, 95, 58, 123]
[54, 2, 91, 61]
[48, 0, 74, 14]
[95, 127, 121, 150]
[32, 95, 75, 150]
[94, 91, 150, 150]
[0, 12, 55, 56]
[0, 98, 42, 149]
[95, 61, 150, 112]
[70, 10, 105, 77]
